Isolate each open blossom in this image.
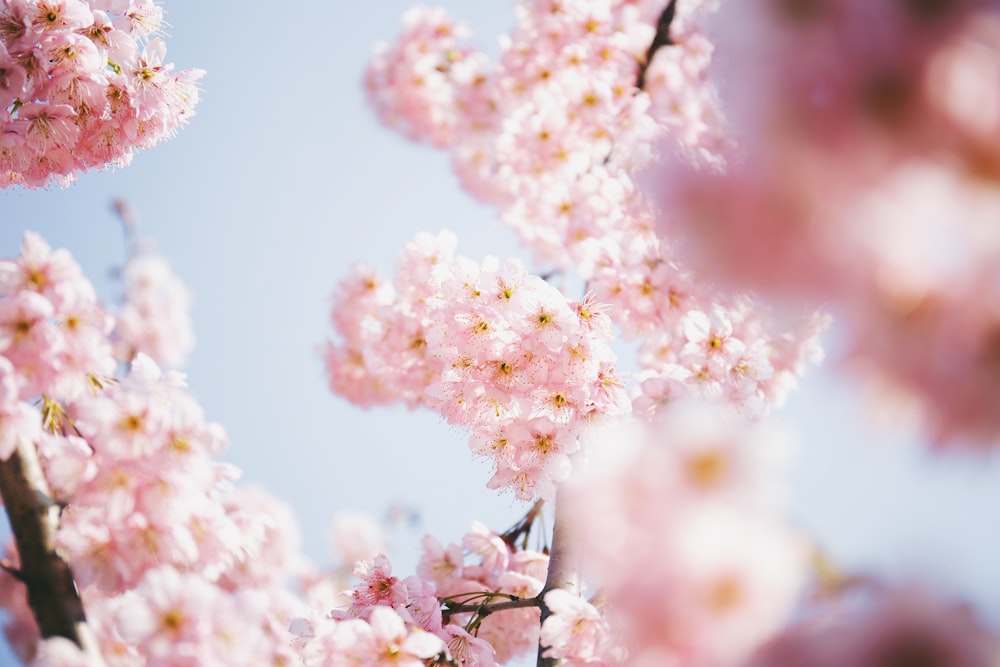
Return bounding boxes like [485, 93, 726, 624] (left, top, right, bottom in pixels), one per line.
[114, 567, 218, 662]
[106, 565, 300, 667]
[361, 607, 445, 666]
[325, 230, 630, 500]
[0, 0, 203, 188]
[438, 625, 497, 667]
[292, 608, 444, 667]
[540, 589, 614, 664]
[351, 554, 409, 611]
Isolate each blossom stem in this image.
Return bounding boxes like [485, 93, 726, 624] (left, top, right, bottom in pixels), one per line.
[0, 441, 95, 653]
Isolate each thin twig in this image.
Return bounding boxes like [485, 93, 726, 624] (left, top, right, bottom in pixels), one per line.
[443, 596, 542, 617]
[500, 499, 546, 552]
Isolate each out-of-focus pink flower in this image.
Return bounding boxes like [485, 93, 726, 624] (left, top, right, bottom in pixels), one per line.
[748, 586, 1000, 667]
[563, 401, 806, 665]
[648, 0, 1000, 445]
[29, 637, 108, 667]
[112, 247, 193, 369]
[330, 511, 387, 568]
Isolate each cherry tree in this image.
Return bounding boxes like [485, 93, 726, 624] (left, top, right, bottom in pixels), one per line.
[1, 1, 998, 666]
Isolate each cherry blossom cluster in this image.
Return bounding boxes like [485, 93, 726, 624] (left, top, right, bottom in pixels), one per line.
[292, 519, 553, 667]
[291, 514, 548, 667]
[365, 6, 484, 151]
[0, 231, 116, 407]
[325, 230, 631, 501]
[0, 231, 573, 667]
[52, 358, 247, 593]
[418, 521, 549, 664]
[365, 2, 827, 420]
[555, 401, 807, 666]
[291, 536, 532, 667]
[0, 233, 307, 666]
[293, 553, 444, 667]
[650, 0, 1000, 445]
[364, 0, 717, 294]
[632, 297, 829, 419]
[291, 602, 446, 667]
[111, 245, 193, 369]
[0, 0, 203, 188]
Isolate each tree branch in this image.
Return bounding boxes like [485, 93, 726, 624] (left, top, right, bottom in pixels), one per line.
[500, 499, 545, 552]
[0, 440, 96, 654]
[443, 596, 542, 617]
[536, 487, 580, 667]
[636, 0, 678, 91]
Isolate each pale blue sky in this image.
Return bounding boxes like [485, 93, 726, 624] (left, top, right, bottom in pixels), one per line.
[2, 2, 1000, 663]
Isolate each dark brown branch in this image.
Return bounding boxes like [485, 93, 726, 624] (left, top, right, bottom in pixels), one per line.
[500, 499, 545, 552]
[636, 0, 678, 91]
[0, 441, 96, 653]
[443, 596, 542, 617]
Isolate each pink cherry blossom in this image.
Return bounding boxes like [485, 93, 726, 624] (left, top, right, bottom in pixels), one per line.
[364, 3, 826, 439]
[351, 554, 409, 611]
[539, 589, 608, 663]
[0, 0, 203, 188]
[438, 625, 497, 667]
[11, 4, 1000, 667]
[326, 231, 630, 500]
